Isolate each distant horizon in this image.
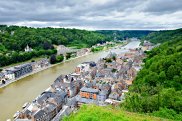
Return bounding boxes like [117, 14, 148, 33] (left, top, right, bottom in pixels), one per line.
[0, 0, 181, 30]
[1, 24, 181, 31]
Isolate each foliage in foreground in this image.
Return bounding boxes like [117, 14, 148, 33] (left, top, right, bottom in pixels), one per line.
[142, 28, 182, 44]
[63, 105, 165, 121]
[123, 30, 182, 120]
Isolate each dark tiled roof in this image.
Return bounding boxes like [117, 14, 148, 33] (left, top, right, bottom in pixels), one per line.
[33, 109, 47, 119]
[80, 87, 98, 93]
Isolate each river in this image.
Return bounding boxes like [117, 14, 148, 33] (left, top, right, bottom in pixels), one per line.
[0, 41, 140, 121]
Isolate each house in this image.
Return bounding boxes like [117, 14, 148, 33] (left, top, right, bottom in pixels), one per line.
[17, 103, 43, 120]
[75, 62, 95, 74]
[66, 97, 78, 109]
[16, 89, 67, 121]
[51, 75, 81, 98]
[6, 63, 33, 79]
[31, 59, 50, 71]
[0, 72, 6, 84]
[56, 45, 77, 55]
[143, 40, 153, 46]
[106, 52, 117, 59]
[4, 71, 15, 80]
[32, 109, 48, 121]
[97, 91, 108, 102]
[77, 86, 99, 106]
[42, 103, 57, 120]
[80, 87, 98, 100]
[76, 48, 91, 57]
[109, 92, 120, 100]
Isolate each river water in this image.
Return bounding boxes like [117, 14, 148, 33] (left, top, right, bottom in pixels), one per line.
[0, 41, 140, 121]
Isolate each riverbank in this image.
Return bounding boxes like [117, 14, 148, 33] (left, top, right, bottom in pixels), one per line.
[91, 41, 128, 53]
[0, 41, 127, 89]
[0, 53, 91, 89]
[0, 40, 140, 121]
[14, 40, 141, 121]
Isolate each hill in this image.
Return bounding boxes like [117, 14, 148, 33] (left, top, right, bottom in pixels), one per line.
[142, 28, 182, 44]
[63, 105, 167, 121]
[123, 29, 182, 120]
[97, 30, 153, 40]
[0, 25, 107, 67]
[0, 25, 153, 67]
[0, 25, 106, 52]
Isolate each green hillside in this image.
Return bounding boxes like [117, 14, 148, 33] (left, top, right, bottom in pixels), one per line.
[63, 105, 167, 121]
[63, 29, 182, 121]
[123, 29, 182, 120]
[142, 28, 182, 44]
[97, 30, 153, 40]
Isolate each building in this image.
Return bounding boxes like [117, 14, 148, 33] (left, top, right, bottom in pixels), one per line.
[97, 84, 111, 102]
[56, 45, 77, 55]
[25, 45, 33, 52]
[31, 59, 50, 71]
[80, 87, 98, 100]
[6, 63, 33, 79]
[97, 91, 107, 102]
[16, 89, 67, 121]
[76, 48, 91, 57]
[4, 71, 15, 80]
[75, 61, 96, 74]
[0, 72, 6, 84]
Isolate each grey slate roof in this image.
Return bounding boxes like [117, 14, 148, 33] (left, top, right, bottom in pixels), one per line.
[76, 95, 97, 104]
[0, 73, 5, 78]
[33, 109, 47, 119]
[80, 87, 99, 93]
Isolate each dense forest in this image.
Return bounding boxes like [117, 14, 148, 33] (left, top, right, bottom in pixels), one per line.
[97, 30, 153, 40]
[0, 25, 107, 67]
[0, 25, 152, 67]
[142, 28, 182, 43]
[123, 29, 182, 120]
[0, 25, 106, 52]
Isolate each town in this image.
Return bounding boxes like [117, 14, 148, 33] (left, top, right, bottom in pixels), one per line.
[13, 41, 154, 121]
[0, 40, 122, 89]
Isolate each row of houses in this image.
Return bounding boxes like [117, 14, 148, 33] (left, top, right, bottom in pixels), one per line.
[74, 48, 146, 105]
[14, 46, 146, 120]
[0, 59, 50, 85]
[15, 74, 83, 121]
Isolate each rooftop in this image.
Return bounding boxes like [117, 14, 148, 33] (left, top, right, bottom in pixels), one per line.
[80, 87, 99, 93]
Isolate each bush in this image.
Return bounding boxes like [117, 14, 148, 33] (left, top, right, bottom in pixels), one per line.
[56, 55, 64, 62]
[152, 108, 182, 120]
[50, 55, 57, 64]
[105, 58, 112, 63]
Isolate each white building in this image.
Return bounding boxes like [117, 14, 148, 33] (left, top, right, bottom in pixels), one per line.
[0, 72, 6, 84]
[4, 71, 15, 80]
[25, 45, 33, 52]
[75, 63, 90, 74]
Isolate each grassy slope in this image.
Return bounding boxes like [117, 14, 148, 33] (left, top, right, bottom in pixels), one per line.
[63, 105, 168, 121]
[142, 28, 182, 44]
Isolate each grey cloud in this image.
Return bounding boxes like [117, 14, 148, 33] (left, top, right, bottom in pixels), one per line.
[0, 0, 181, 30]
[144, 0, 182, 14]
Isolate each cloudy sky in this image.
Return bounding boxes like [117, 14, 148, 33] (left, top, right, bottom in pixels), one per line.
[0, 0, 182, 30]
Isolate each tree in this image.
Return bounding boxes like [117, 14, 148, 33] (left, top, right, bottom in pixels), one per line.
[105, 58, 112, 63]
[112, 56, 116, 61]
[50, 55, 57, 64]
[56, 55, 64, 62]
[167, 65, 176, 79]
[159, 71, 166, 83]
[43, 41, 53, 50]
[66, 53, 71, 60]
